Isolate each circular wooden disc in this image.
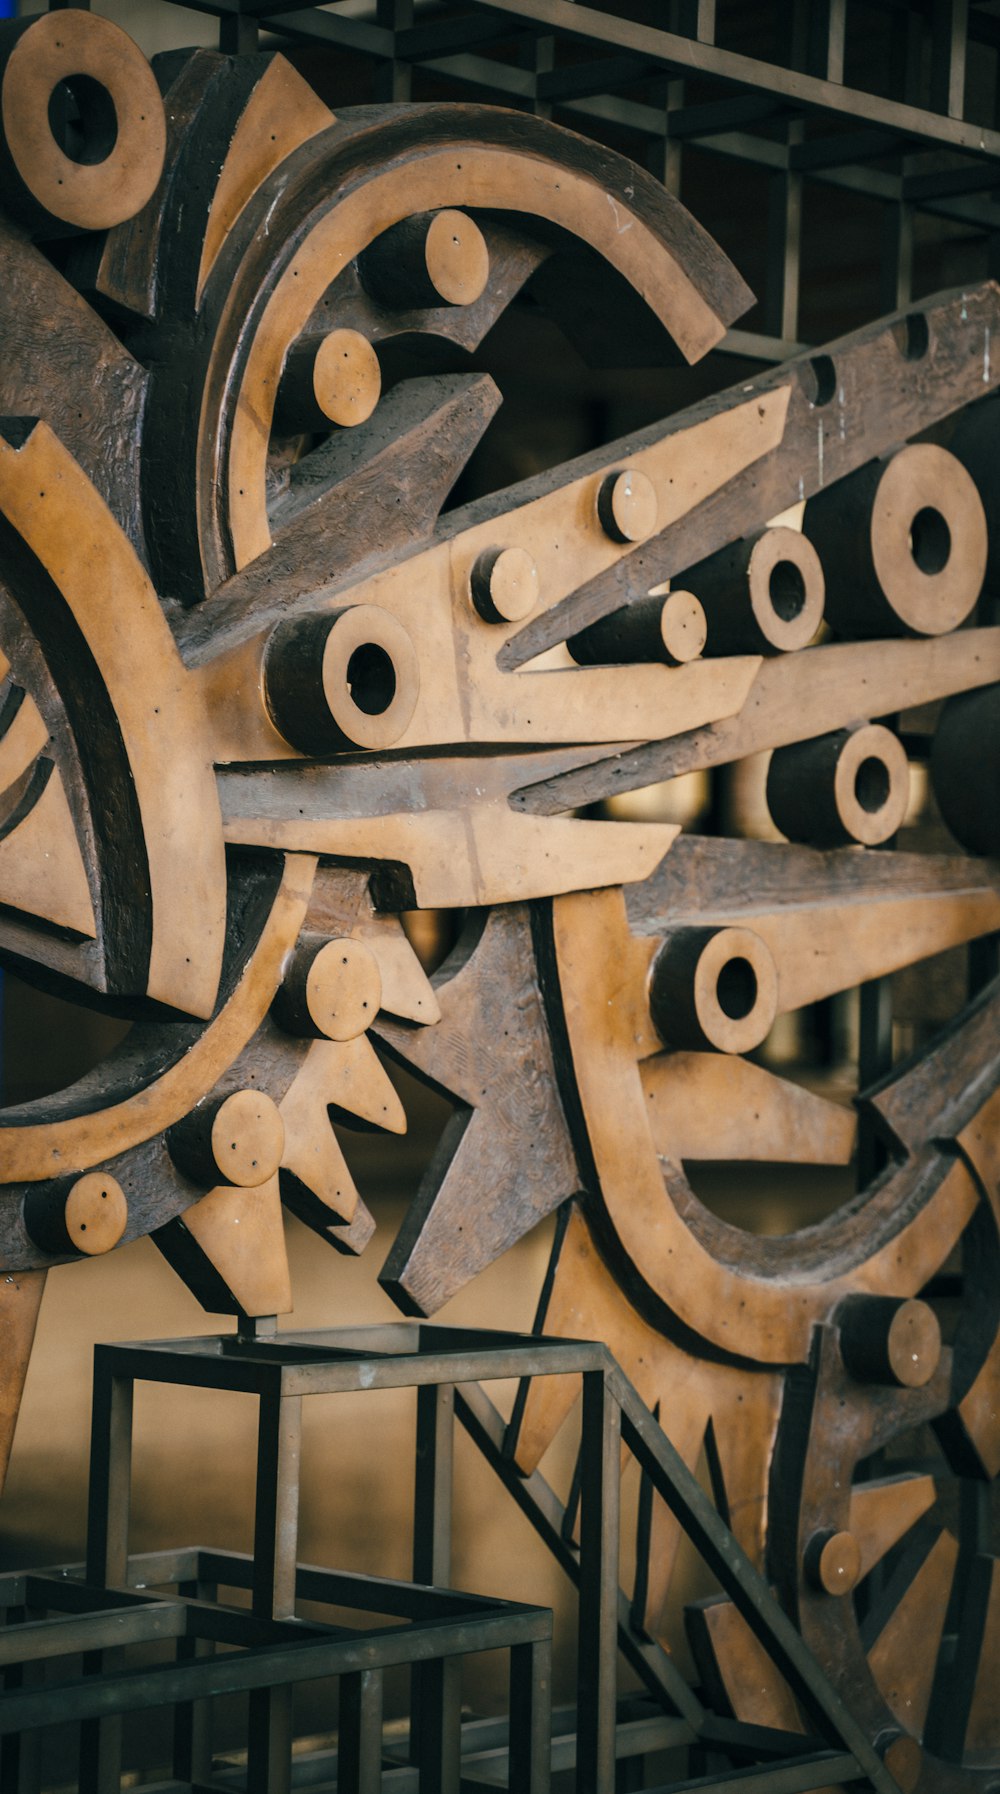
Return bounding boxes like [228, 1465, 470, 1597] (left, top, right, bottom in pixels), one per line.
[747, 526, 825, 651]
[871, 444, 987, 634]
[64, 1173, 128, 1257]
[659, 590, 707, 663]
[832, 723, 910, 846]
[210, 1091, 284, 1187]
[321, 604, 421, 749]
[694, 927, 779, 1055]
[313, 329, 381, 428]
[307, 939, 383, 1041]
[886, 1298, 942, 1388]
[424, 209, 490, 304]
[598, 468, 658, 544]
[3, 11, 166, 230]
[471, 546, 539, 623]
[805, 1528, 861, 1596]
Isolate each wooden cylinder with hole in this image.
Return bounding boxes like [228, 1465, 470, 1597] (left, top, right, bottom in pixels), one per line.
[274, 329, 381, 434]
[24, 1172, 128, 1258]
[803, 1528, 861, 1597]
[264, 604, 420, 753]
[568, 590, 707, 666]
[679, 526, 825, 655]
[597, 468, 658, 544]
[930, 683, 1000, 855]
[360, 208, 490, 309]
[167, 1089, 284, 1190]
[649, 925, 779, 1055]
[0, 10, 165, 237]
[273, 935, 382, 1041]
[836, 1295, 941, 1388]
[767, 723, 909, 848]
[470, 546, 539, 624]
[804, 444, 987, 637]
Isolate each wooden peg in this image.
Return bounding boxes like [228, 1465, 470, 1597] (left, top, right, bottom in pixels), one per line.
[805, 443, 987, 636]
[767, 722, 909, 848]
[360, 208, 490, 309]
[167, 1089, 285, 1190]
[264, 604, 421, 754]
[470, 546, 539, 623]
[681, 525, 825, 655]
[24, 1172, 128, 1257]
[568, 590, 706, 666]
[273, 935, 382, 1041]
[648, 924, 778, 1054]
[803, 1528, 861, 1596]
[597, 467, 658, 543]
[0, 9, 165, 236]
[930, 683, 1000, 854]
[274, 329, 381, 435]
[836, 1295, 941, 1388]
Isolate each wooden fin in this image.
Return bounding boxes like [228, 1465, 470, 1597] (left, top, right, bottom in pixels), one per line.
[0, 762, 95, 937]
[352, 906, 440, 1025]
[302, 1035, 406, 1135]
[279, 1044, 362, 1225]
[849, 1475, 937, 1580]
[154, 1176, 292, 1317]
[197, 57, 334, 299]
[687, 1597, 803, 1733]
[866, 1531, 957, 1736]
[0, 1269, 46, 1496]
[642, 1053, 856, 1165]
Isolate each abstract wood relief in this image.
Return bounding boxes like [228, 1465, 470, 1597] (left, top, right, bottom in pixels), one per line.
[0, 10, 998, 1784]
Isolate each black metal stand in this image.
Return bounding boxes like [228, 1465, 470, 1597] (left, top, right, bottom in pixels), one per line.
[0, 1323, 901, 1793]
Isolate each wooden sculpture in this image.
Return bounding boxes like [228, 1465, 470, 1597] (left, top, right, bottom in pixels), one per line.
[0, 11, 998, 1785]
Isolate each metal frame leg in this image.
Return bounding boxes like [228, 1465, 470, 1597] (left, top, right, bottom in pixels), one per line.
[411, 1383, 454, 1766]
[81, 1365, 134, 1794]
[339, 1667, 384, 1794]
[577, 1370, 620, 1794]
[510, 1636, 552, 1794]
[416, 1654, 461, 1794]
[248, 1383, 302, 1794]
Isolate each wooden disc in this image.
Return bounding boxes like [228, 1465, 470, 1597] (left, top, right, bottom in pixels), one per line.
[650, 925, 778, 1055]
[320, 604, 421, 750]
[306, 938, 383, 1041]
[64, 1173, 128, 1257]
[2, 11, 166, 231]
[470, 546, 539, 623]
[831, 723, 909, 846]
[746, 526, 825, 651]
[424, 209, 490, 304]
[886, 1298, 942, 1388]
[804, 1528, 861, 1596]
[598, 468, 658, 544]
[659, 590, 707, 663]
[312, 329, 381, 428]
[210, 1091, 284, 1188]
[870, 444, 987, 635]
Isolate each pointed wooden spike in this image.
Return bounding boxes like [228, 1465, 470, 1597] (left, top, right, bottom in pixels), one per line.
[154, 1176, 292, 1317]
[197, 56, 334, 299]
[687, 1598, 803, 1733]
[849, 1475, 937, 1580]
[0, 1269, 46, 1497]
[0, 763, 95, 937]
[642, 1052, 856, 1165]
[326, 1197, 376, 1259]
[867, 1531, 958, 1736]
[352, 908, 441, 1025]
[314, 1035, 406, 1135]
[279, 1044, 362, 1226]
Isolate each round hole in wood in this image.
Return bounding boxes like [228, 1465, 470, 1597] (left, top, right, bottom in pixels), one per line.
[909, 505, 951, 575]
[768, 558, 807, 621]
[48, 73, 118, 165]
[715, 956, 757, 1021]
[347, 642, 396, 716]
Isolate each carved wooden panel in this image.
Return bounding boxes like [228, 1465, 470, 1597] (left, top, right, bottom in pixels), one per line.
[0, 12, 998, 1782]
